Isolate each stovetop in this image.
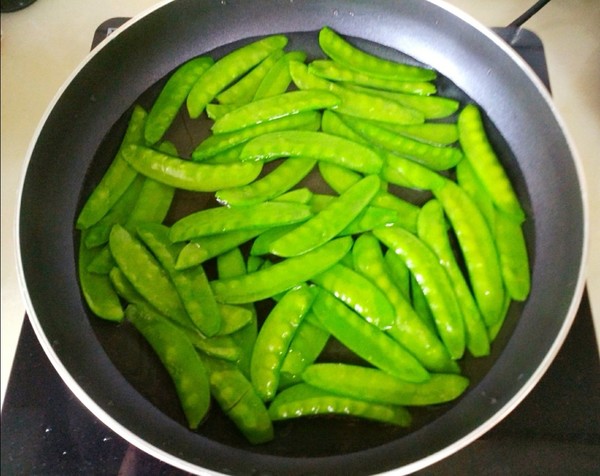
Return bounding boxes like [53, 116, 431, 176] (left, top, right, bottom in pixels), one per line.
[1, 20, 599, 476]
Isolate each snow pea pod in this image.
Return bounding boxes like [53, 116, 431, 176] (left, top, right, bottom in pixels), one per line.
[308, 59, 436, 95]
[373, 226, 466, 360]
[318, 26, 436, 81]
[338, 206, 399, 235]
[312, 288, 430, 383]
[289, 60, 424, 125]
[192, 110, 321, 160]
[240, 130, 383, 174]
[211, 236, 352, 304]
[455, 156, 496, 227]
[121, 144, 262, 192]
[381, 152, 447, 191]
[125, 304, 210, 430]
[268, 174, 381, 257]
[206, 102, 240, 120]
[303, 364, 469, 406]
[136, 223, 222, 337]
[76, 105, 146, 230]
[340, 114, 463, 171]
[418, 200, 490, 357]
[251, 284, 315, 401]
[212, 90, 339, 133]
[215, 158, 317, 207]
[186, 35, 288, 118]
[215, 49, 284, 105]
[384, 249, 410, 300]
[145, 56, 214, 144]
[410, 272, 437, 337]
[253, 50, 307, 100]
[312, 263, 396, 331]
[352, 233, 458, 373]
[268, 383, 412, 427]
[433, 180, 505, 327]
[78, 230, 123, 322]
[458, 104, 525, 222]
[169, 201, 312, 242]
[377, 121, 459, 146]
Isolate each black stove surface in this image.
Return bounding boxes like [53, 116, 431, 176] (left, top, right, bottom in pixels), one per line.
[2, 21, 599, 475]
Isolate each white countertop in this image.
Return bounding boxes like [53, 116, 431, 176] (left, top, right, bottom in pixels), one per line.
[2, 0, 599, 409]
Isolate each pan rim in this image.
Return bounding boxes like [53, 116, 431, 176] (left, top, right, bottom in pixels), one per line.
[14, 0, 589, 474]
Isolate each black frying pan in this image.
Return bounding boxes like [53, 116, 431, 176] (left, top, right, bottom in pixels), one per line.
[17, 0, 587, 474]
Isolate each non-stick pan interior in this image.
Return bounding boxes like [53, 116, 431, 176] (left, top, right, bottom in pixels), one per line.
[18, 1, 586, 474]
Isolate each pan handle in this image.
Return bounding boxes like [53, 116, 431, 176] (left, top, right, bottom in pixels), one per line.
[508, 0, 552, 27]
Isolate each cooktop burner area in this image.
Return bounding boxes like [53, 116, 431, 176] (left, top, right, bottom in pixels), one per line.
[1, 20, 598, 476]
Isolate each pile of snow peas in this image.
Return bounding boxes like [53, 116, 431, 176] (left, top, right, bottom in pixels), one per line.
[75, 26, 530, 444]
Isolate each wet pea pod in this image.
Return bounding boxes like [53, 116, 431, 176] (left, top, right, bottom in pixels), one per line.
[312, 288, 430, 383]
[455, 157, 496, 228]
[376, 121, 459, 147]
[215, 49, 284, 105]
[145, 56, 214, 145]
[289, 60, 424, 125]
[308, 59, 436, 95]
[122, 144, 262, 192]
[253, 50, 307, 100]
[169, 201, 312, 242]
[186, 35, 288, 118]
[192, 110, 321, 160]
[384, 248, 411, 300]
[373, 226, 466, 360]
[211, 236, 352, 304]
[339, 114, 463, 171]
[125, 304, 211, 429]
[458, 104, 525, 222]
[352, 233, 459, 373]
[318, 26, 436, 81]
[433, 179, 506, 327]
[268, 382, 412, 427]
[240, 130, 383, 174]
[250, 284, 316, 401]
[303, 364, 469, 406]
[268, 174, 381, 257]
[136, 223, 223, 337]
[409, 272, 437, 337]
[417, 200, 490, 357]
[215, 158, 317, 207]
[76, 105, 146, 230]
[212, 90, 339, 134]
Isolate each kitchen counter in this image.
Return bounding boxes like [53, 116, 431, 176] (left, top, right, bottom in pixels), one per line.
[2, 0, 599, 412]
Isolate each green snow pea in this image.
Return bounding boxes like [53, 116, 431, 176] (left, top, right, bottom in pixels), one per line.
[205, 102, 240, 120]
[384, 248, 410, 300]
[211, 236, 352, 304]
[201, 356, 273, 444]
[169, 201, 312, 242]
[212, 90, 339, 133]
[121, 144, 262, 192]
[338, 206, 399, 236]
[268, 383, 412, 427]
[409, 272, 437, 337]
[145, 56, 214, 144]
[76, 105, 146, 230]
[248, 224, 298, 256]
[340, 114, 463, 171]
[192, 110, 321, 160]
[136, 223, 223, 337]
[312, 263, 396, 331]
[458, 104, 525, 222]
[455, 156, 496, 228]
[352, 233, 459, 373]
[253, 50, 307, 100]
[78, 230, 123, 322]
[240, 130, 383, 174]
[272, 187, 313, 204]
[268, 174, 381, 257]
[250, 284, 315, 401]
[303, 364, 469, 406]
[433, 180, 505, 327]
[373, 226, 466, 360]
[381, 152, 447, 191]
[318, 26, 436, 81]
[215, 158, 317, 207]
[86, 247, 115, 274]
[312, 288, 430, 383]
[289, 60, 424, 125]
[109, 267, 241, 362]
[125, 304, 211, 429]
[215, 49, 284, 105]
[308, 59, 436, 95]
[186, 35, 288, 118]
[418, 200, 490, 357]
[376, 121, 459, 146]
[108, 224, 191, 328]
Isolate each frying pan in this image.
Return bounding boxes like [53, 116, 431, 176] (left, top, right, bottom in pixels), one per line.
[17, 0, 588, 474]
